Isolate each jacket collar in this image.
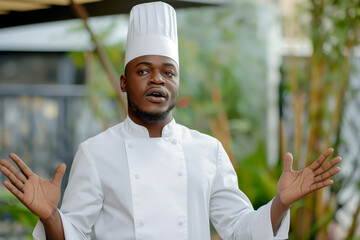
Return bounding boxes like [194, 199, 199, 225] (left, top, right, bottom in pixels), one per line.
[123, 115, 177, 138]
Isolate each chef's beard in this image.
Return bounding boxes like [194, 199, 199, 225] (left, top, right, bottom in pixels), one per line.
[127, 97, 175, 123]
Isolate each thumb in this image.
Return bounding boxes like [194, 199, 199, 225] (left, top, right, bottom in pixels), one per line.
[52, 164, 66, 186]
[283, 153, 293, 172]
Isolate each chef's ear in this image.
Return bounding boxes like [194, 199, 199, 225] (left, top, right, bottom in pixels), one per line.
[120, 75, 126, 92]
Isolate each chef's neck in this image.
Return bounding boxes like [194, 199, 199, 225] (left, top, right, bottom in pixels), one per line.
[128, 112, 173, 138]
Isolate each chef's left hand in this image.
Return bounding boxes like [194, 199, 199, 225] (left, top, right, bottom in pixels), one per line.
[277, 148, 342, 206]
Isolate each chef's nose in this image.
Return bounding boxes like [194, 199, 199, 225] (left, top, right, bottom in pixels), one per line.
[149, 72, 165, 85]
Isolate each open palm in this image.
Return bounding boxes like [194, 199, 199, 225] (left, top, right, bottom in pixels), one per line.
[0, 153, 66, 220]
[277, 148, 341, 206]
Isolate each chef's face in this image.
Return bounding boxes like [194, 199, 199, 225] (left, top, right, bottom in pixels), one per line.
[121, 55, 179, 123]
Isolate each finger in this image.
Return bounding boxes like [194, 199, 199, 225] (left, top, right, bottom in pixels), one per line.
[0, 167, 25, 191]
[309, 148, 334, 171]
[51, 164, 66, 187]
[3, 180, 24, 201]
[9, 153, 34, 178]
[314, 166, 341, 183]
[309, 179, 334, 192]
[314, 156, 342, 176]
[0, 159, 27, 184]
[283, 153, 293, 172]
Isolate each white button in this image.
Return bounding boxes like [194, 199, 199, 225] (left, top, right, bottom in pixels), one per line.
[172, 139, 177, 145]
[139, 220, 144, 227]
[134, 174, 140, 179]
[129, 143, 134, 148]
[178, 171, 183, 176]
[178, 220, 183, 226]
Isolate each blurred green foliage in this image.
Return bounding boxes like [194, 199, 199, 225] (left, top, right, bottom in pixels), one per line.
[176, 2, 267, 139]
[0, 189, 37, 239]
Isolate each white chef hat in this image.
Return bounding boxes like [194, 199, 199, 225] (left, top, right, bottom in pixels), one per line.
[124, 1, 179, 68]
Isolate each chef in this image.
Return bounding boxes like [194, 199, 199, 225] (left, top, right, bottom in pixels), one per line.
[0, 1, 342, 240]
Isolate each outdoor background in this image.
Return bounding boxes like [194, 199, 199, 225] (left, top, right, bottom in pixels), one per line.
[0, 0, 359, 239]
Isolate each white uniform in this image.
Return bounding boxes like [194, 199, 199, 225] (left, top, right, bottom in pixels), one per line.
[33, 116, 290, 240]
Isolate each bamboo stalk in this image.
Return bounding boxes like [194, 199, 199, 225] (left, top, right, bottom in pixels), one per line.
[69, 0, 127, 116]
[289, 57, 302, 169]
[345, 198, 360, 239]
[84, 51, 110, 130]
[326, 44, 354, 148]
[208, 89, 236, 170]
[279, 117, 288, 165]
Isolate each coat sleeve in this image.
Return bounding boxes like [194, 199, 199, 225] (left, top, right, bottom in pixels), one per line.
[33, 142, 104, 240]
[209, 142, 290, 240]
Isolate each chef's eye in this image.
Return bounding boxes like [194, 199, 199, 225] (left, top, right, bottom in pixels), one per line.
[163, 71, 175, 77]
[137, 69, 150, 75]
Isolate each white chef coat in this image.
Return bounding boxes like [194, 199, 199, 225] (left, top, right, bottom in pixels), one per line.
[33, 116, 290, 240]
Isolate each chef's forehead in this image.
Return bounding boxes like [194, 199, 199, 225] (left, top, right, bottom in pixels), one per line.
[125, 55, 179, 74]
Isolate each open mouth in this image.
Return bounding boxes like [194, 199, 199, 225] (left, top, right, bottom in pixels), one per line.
[145, 88, 167, 102]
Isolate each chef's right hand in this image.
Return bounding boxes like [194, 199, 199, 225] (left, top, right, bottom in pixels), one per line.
[0, 153, 66, 220]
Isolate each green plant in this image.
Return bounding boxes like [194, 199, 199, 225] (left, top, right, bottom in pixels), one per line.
[0, 189, 38, 239]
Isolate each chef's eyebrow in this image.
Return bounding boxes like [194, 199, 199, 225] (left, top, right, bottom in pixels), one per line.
[136, 62, 152, 67]
[163, 63, 176, 68]
[135, 62, 176, 69]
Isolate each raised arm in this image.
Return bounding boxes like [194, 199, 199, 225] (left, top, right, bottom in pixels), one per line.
[271, 148, 342, 234]
[0, 153, 66, 240]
